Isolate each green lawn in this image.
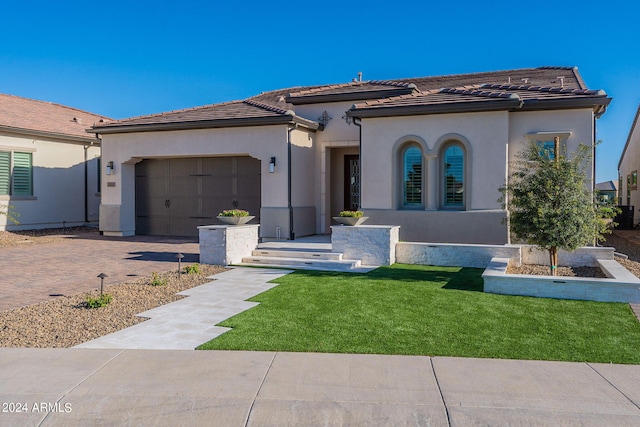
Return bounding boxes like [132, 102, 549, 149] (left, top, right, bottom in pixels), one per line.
[198, 264, 640, 364]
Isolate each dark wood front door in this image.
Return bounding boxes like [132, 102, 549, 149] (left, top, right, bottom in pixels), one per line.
[344, 155, 360, 211]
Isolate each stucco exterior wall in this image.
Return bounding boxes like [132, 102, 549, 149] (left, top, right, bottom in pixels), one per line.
[508, 109, 595, 180]
[0, 133, 100, 230]
[619, 109, 640, 210]
[99, 125, 320, 237]
[360, 111, 509, 211]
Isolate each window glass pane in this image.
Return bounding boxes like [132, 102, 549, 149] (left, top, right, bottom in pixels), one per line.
[444, 145, 464, 207]
[0, 151, 9, 195]
[12, 152, 32, 196]
[403, 146, 422, 205]
[538, 141, 555, 159]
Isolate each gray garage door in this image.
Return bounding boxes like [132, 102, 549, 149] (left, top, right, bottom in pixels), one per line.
[135, 157, 261, 236]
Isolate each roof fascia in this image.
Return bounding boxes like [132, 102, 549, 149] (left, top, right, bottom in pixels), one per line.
[348, 96, 611, 119]
[91, 115, 320, 135]
[347, 99, 522, 118]
[0, 125, 100, 144]
[519, 97, 611, 112]
[286, 88, 415, 105]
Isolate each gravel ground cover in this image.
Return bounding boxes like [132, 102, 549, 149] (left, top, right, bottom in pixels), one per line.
[507, 264, 606, 277]
[0, 264, 226, 348]
[0, 227, 94, 247]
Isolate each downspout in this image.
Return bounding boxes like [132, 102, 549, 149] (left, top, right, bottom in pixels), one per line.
[287, 124, 297, 240]
[352, 117, 362, 210]
[83, 144, 90, 224]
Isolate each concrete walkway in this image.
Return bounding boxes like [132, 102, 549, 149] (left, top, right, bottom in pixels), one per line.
[76, 268, 292, 350]
[1, 349, 640, 426]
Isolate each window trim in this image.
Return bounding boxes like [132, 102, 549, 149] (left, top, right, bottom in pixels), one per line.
[0, 149, 34, 197]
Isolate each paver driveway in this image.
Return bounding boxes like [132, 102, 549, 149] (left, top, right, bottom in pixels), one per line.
[0, 231, 199, 312]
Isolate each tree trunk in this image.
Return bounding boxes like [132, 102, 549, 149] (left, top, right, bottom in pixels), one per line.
[549, 246, 558, 276]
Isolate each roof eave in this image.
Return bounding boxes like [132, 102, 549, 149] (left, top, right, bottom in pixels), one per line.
[347, 99, 522, 118]
[618, 104, 640, 170]
[0, 124, 100, 144]
[519, 97, 611, 113]
[286, 88, 415, 105]
[90, 115, 320, 134]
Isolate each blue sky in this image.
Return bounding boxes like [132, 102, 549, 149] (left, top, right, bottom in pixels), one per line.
[1, 0, 638, 183]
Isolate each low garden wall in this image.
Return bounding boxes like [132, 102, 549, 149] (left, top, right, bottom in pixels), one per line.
[483, 257, 640, 303]
[396, 242, 520, 268]
[396, 242, 616, 269]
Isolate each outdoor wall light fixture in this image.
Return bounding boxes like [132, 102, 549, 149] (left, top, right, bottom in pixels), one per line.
[269, 157, 276, 173]
[106, 161, 114, 175]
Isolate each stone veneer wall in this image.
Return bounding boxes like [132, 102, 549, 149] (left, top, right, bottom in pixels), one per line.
[396, 243, 615, 269]
[331, 225, 399, 266]
[198, 224, 259, 266]
[396, 242, 521, 268]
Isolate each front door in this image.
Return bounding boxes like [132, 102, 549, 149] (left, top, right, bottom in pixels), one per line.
[344, 155, 360, 211]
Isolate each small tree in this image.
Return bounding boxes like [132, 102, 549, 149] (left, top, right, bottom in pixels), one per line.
[499, 138, 617, 276]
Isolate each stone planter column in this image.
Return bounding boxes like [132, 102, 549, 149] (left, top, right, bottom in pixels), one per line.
[331, 225, 400, 266]
[198, 224, 259, 266]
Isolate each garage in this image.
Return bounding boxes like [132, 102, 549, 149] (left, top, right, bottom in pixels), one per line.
[135, 156, 261, 236]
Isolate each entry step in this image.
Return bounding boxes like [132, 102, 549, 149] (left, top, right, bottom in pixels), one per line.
[250, 249, 342, 261]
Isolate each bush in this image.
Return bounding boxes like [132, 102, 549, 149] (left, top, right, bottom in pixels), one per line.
[218, 209, 249, 217]
[338, 210, 364, 218]
[86, 293, 112, 308]
[149, 272, 167, 286]
[184, 263, 201, 274]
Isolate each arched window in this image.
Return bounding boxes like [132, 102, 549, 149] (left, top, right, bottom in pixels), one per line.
[402, 145, 423, 206]
[443, 144, 464, 208]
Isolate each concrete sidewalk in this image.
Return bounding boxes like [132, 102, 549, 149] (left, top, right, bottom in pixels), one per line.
[1, 349, 639, 426]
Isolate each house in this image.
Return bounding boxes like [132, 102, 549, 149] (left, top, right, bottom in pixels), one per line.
[91, 66, 610, 244]
[618, 104, 640, 209]
[595, 181, 618, 205]
[0, 94, 108, 230]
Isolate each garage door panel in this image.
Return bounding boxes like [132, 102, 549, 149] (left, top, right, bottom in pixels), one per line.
[137, 159, 168, 176]
[169, 158, 199, 176]
[168, 198, 201, 217]
[136, 157, 261, 236]
[202, 157, 233, 176]
[201, 177, 234, 196]
[169, 176, 200, 197]
[136, 216, 168, 236]
[136, 197, 168, 217]
[237, 176, 261, 196]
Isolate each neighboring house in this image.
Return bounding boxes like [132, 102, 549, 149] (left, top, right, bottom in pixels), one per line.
[595, 181, 618, 205]
[0, 94, 108, 231]
[618, 104, 640, 209]
[91, 66, 610, 244]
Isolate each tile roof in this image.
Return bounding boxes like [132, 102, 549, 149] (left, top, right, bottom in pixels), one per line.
[92, 99, 320, 134]
[91, 66, 609, 134]
[596, 181, 617, 191]
[349, 75, 610, 118]
[0, 94, 109, 142]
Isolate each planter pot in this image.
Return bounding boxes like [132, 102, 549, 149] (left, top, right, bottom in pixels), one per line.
[332, 216, 369, 226]
[216, 215, 255, 225]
